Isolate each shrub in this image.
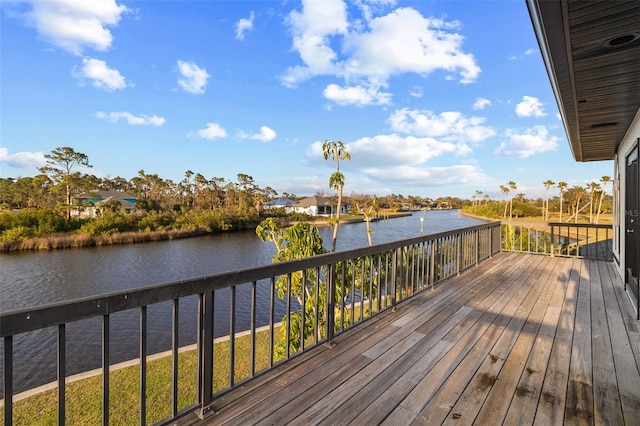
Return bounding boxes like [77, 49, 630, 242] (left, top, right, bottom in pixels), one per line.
[0, 226, 33, 243]
[79, 213, 139, 235]
[0, 208, 69, 236]
[287, 212, 313, 222]
[137, 211, 177, 231]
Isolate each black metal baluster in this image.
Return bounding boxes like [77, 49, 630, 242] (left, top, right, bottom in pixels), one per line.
[250, 281, 256, 377]
[3, 336, 13, 426]
[172, 299, 179, 418]
[314, 268, 320, 345]
[285, 274, 291, 358]
[58, 323, 66, 425]
[326, 263, 335, 344]
[368, 256, 373, 315]
[269, 277, 275, 368]
[199, 291, 214, 417]
[350, 261, 356, 326]
[102, 314, 109, 426]
[140, 306, 147, 426]
[340, 262, 346, 331]
[229, 286, 236, 387]
[301, 272, 307, 350]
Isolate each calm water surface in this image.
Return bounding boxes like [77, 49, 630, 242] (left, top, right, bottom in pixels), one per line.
[1, 210, 485, 394]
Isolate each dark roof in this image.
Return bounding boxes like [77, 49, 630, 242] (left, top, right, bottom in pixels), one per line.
[77, 190, 137, 208]
[292, 196, 334, 208]
[80, 190, 136, 199]
[527, 0, 640, 161]
[263, 198, 295, 207]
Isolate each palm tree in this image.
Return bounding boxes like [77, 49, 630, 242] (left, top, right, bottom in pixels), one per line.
[571, 185, 587, 223]
[587, 181, 601, 223]
[557, 181, 568, 222]
[595, 175, 611, 224]
[500, 185, 509, 218]
[543, 180, 555, 221]
[484, 194, 490, 204]
[508, 181, 517, 218]
[322, 140, 351, 252]
[475, 190, 483, 206]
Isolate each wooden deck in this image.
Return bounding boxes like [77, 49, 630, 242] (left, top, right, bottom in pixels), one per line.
[195, 252, 640, 425]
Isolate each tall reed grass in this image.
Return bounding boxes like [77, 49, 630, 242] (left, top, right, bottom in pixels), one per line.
[0, 229, 208, 253]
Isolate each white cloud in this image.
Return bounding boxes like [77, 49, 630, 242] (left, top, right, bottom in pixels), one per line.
[493, 125, 559, 158]
[281, 0, 348, 87]
[235, 11, 255, 40]
[14, 0, 129, 55]
[409, 85, 423, 98]
[515, 96, 546, 118]
[177, 60, 210, 94]
[250, 126, 277, 142]
[96, 111, 165, 126]
[509, 48, 538, 61]
[364, 164, 487, 186]
[194, 123, 227, 139]
[0, 147, 46, 169]
[343, 8, 479, 83]
[307, 133, 457, 171]
[282, 2, 480, 102]
[323, 82, 391, 106]
[473, 98, 491, 110]
[388, 108, 495, 143]
[348, 134, 458, 166]
[305, 125, 489, 188]
[73, 58, 126, 91]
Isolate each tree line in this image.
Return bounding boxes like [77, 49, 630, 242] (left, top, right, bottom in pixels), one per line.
[0, 146, 461, 246]
[464, 177, 613, 223]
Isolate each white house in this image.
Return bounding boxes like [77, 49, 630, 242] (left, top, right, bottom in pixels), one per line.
[288, 196, 351, 216]
[527, 0, 639, 316]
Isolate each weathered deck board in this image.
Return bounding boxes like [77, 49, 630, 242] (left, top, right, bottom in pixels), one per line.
[195, 253, 640, 426]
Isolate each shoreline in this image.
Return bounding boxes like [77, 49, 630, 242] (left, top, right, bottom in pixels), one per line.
[0, 212, 414, 253]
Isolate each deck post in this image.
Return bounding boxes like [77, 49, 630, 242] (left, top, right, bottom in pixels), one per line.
[198, 291, 214, 419]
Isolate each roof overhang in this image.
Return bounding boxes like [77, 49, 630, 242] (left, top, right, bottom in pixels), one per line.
[526, 0, 640, 161]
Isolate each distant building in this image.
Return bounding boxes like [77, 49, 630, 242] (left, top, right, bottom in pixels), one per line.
[288, 196, 351, 216]
[261, 198, 296, 210]
[72, 190, 137, 218]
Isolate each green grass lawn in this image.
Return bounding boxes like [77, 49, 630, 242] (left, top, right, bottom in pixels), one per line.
[2, 329, 274, 426]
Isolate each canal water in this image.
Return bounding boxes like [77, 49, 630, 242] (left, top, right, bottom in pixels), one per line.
[1, 210, 485, 395]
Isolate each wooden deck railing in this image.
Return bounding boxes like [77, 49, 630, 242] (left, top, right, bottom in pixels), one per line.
[500, 222, 613, 261]
[1, 221, 501, 425]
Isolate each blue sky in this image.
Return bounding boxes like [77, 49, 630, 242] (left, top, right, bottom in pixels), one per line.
[0, 0, 613, 200]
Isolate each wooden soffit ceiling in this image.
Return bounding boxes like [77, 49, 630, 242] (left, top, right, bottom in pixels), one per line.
[526, 0, 640, 162]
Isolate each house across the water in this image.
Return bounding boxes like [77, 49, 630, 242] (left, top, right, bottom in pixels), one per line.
[72, 190, 137, 218]
[288, 196, 351, 216]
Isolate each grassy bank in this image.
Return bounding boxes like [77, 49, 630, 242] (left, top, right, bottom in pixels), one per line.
[0, 211, 413, 253]
[0, 228, 210, 252]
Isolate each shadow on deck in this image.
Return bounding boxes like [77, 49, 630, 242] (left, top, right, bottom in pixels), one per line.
[189, 252, 640, 425]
